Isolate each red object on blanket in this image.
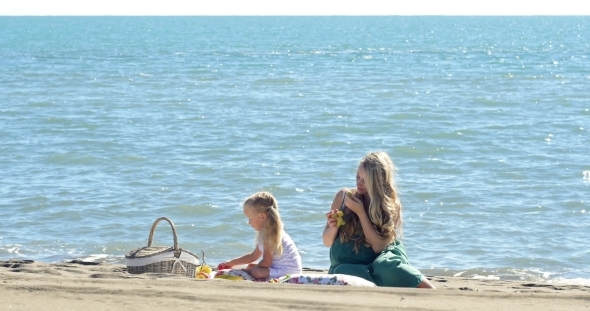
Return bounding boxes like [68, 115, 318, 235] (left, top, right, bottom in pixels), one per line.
[217, 263, 231, 270]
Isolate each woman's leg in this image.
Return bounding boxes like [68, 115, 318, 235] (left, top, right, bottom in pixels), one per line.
[416, 278, 436, 289]
[331, 264, 374, 283]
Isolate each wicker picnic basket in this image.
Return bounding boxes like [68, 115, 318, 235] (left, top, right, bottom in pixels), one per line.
[125, 217, 200, 277]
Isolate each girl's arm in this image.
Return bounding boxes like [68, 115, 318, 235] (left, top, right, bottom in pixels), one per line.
[220, 247, 262, 267]
[322, 190, 344, 247]
[256, 245, 274, 268]
[343, 195, 393, 253]
[246, 245, 273, 279]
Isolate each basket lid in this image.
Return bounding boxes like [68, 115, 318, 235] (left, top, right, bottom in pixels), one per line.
[125, 247, 200, 267]
[125, 246, 201, 260]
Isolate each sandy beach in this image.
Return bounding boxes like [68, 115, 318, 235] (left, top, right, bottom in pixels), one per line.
[1, 260, 588, 310]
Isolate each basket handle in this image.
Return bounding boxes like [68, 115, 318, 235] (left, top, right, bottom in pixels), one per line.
[147, 217, 180, 257]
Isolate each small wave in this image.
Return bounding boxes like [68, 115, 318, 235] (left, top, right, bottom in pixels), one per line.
[548, 277, 590, 286]
[5, 245, 22, 255]
[421, 266, 590, 286]
[583, 170, 590, 181]
[76, 254, 110, 263]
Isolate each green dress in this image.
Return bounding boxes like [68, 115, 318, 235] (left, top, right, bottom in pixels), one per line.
[328, 237, 425, 287]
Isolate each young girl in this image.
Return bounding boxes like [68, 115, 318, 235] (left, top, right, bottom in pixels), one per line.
[218, 191, 302, 279]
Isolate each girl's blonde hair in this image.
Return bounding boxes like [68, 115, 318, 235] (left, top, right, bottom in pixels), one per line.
[339, 151, 403, 252]
[244, 191, 284, 255]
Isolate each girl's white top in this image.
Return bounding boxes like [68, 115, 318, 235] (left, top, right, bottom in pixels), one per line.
[257, 230, 302, 278]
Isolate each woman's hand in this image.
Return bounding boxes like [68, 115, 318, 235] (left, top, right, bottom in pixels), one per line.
[344, 194, 365, 216]
[325, 209, 339, 228]
[344, 193, 394, 253]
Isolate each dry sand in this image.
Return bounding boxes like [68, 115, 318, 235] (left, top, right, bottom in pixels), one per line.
[1, 260, 589, 310]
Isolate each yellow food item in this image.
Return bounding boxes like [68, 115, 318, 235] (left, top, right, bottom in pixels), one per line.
[228, 276, 244, 281]
[195, 272, 209, 279]
[215, 275, 244, 281]
[194, 250, 213, 279]
[330, 210, 343, 218]
[197, 264, 212, 274]
[331, 210, 345, 227]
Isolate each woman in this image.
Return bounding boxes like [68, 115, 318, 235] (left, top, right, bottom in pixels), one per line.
[322, 151, 434, 288]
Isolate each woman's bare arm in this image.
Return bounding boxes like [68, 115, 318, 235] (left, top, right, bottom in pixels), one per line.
[343, 195, 393, 253]
[322, 190, 344, 247]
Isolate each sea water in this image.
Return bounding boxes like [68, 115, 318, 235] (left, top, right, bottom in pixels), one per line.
[1, 16, 589, 285]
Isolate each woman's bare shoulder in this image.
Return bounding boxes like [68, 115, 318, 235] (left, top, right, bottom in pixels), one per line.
[329, 188, 347, 209]
[336, 188, 347, 196]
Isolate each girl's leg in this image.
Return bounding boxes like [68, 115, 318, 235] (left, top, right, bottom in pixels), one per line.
[249, 266, 270, 279]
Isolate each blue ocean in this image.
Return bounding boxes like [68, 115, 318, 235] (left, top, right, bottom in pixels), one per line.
[1, 16, 589, 285]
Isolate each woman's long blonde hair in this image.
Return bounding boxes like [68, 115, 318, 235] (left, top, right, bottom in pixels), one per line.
[244, 192, 284, 255]
[339, 151, 403, 251]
